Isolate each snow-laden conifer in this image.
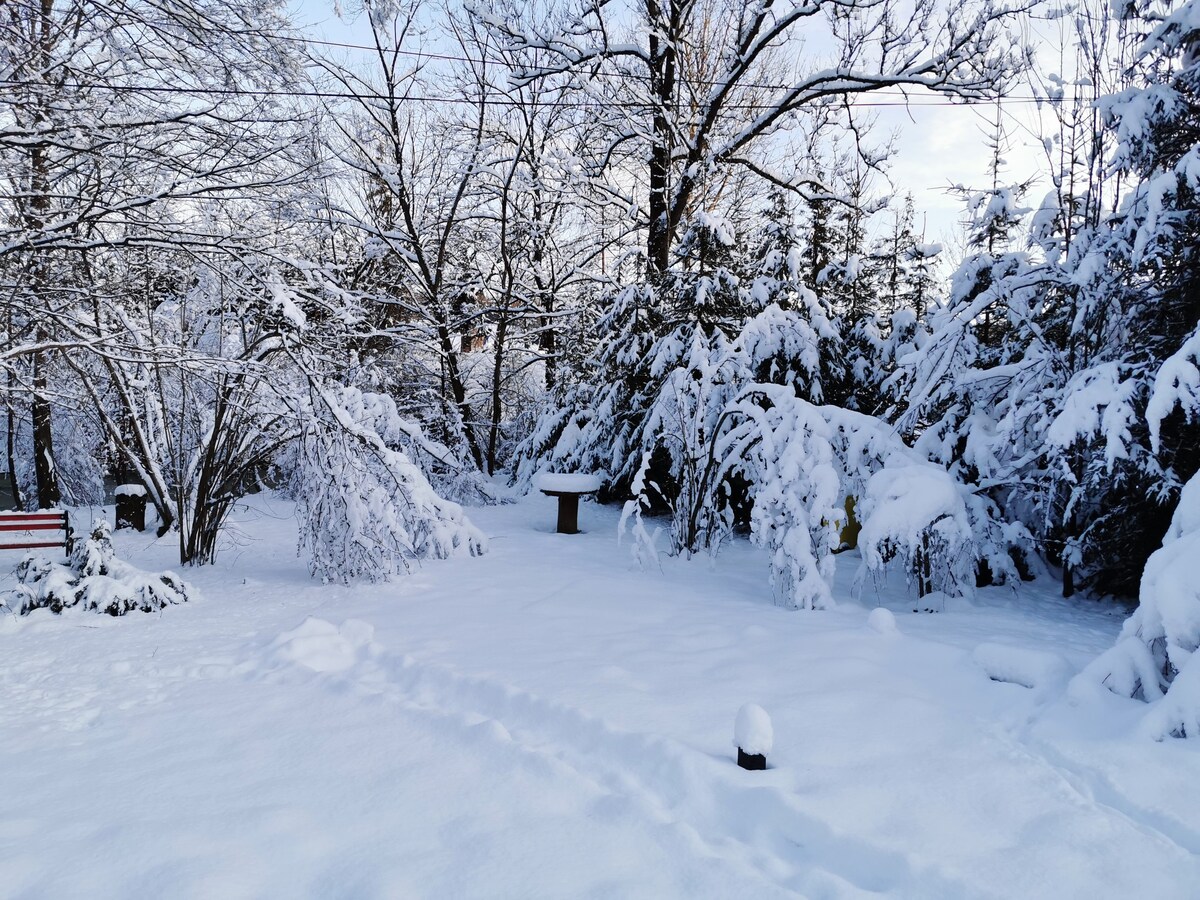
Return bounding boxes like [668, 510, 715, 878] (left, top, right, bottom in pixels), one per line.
[715, 387, 987, 608]
[1073, 474, 1200, 738]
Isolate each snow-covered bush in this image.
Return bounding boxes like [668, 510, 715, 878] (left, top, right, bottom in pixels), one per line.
[294, 385, 487, 584]
[716, 387, 844, 609]
[1072, 474, 1200, 739]
[714, 386, 987, 609]
[1, 521, 194, 616]
[857, 461, 975, 600]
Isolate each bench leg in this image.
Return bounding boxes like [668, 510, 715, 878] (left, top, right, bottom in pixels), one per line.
[556, 494, 580, 534]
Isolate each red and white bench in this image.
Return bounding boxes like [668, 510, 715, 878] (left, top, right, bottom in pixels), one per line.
[0, 511, 73, 553]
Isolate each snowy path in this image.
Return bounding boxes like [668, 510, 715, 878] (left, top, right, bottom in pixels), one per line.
[1, 494, 1198, 898]
[273, 626, 976, 898]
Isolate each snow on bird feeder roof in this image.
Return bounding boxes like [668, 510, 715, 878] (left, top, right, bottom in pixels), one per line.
[113, 484, 148, 498]
[537, 473, 602, 494]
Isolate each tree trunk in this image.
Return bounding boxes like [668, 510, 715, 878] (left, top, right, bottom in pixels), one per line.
[5, 404, 23, 512]
[645, 0, 677, 277]
[437, 323, 483, 469]
[540, 290, 557, 391]
[4, 336, 24, 512]
[915, 533, 933, 598]
[25, 4, 60, 510]
[486, 313, 509, 474]
[31, 351, 60, 509]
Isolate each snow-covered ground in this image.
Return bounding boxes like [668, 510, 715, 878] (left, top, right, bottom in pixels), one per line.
[2, 494, 1198, 899]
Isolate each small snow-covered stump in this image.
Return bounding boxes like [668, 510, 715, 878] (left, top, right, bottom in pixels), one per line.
[114, 484, 148, 531]
[537, 473, 602, 534]
[734, 703, 773, 770]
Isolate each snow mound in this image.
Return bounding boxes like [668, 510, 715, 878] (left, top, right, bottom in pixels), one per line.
[272, 617, 377, 673]
[537, 473, 602, 493]
[866, 607, 899, 634]
[734, 703, 773, 755]
[973, 642, 1070, 691]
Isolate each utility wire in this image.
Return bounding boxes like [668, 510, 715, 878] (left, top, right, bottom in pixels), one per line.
[0, 78, 1055, 109]
[250, 26, 1068, 101]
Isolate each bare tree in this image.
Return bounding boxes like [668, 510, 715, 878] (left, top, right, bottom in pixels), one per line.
[0, 0, 309, 509]
[315, 0, 497, 469]
[486, 0, 1030, 275]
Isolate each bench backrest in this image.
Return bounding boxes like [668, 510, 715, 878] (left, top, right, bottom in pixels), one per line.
[0, 511, 72, 551]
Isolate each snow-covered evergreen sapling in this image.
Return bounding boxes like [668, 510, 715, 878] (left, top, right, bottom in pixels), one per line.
[618, 451, 664, 570]
[1, 521, 194, 616]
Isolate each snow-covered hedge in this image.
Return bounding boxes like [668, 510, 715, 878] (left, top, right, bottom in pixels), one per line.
[1, 521, 194, 616]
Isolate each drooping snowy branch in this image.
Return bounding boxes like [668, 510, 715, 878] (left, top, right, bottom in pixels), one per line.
[294, 384, 487, 584]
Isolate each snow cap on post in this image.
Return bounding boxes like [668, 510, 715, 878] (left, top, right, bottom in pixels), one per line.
[734, 703, 773, 770]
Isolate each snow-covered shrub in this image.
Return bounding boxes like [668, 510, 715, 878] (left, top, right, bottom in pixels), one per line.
[1, 521, 194, 616]
[294, 385, 487, 584]
[709, 385, 987, 609]
[716, 387, 844, 609]
[857, 461, 975, 599]
[1072, 474, 1200, 739]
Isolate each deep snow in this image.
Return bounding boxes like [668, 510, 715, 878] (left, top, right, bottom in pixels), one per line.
[1, 493, 1197, 898]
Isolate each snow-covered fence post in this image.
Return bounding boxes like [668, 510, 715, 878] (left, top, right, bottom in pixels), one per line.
[734, 703, 773, 770]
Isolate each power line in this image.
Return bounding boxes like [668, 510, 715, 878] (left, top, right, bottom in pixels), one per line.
[0, 78, 1053, 110]
[273, 27, 1064, 101]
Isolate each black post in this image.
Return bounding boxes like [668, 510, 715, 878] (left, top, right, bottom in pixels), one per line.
[556, 493, 580, 534]
[737, 748, 766, 770]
